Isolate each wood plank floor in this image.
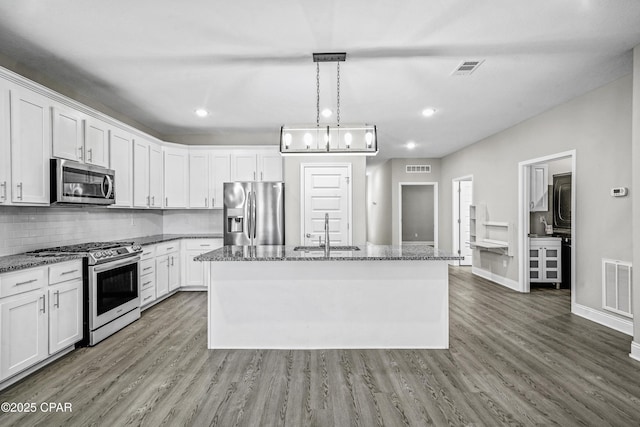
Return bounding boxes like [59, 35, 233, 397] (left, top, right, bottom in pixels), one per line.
[1, 266, 639, 426]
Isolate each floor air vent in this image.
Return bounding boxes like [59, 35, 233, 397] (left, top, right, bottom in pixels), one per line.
[406, 165, 431, 174]
[452, 60, 484, 76]
[602, 259, 633, 318]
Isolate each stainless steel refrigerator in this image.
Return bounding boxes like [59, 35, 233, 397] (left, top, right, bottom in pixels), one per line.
[223, 182, 285, 246]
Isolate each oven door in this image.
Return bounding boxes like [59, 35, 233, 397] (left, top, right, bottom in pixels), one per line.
[88, 256, 140, 330]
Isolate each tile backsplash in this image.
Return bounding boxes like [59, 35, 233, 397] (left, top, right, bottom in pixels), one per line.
[0, 206, 223, 256]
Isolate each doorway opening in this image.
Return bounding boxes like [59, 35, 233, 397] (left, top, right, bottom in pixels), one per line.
[452, 176, 473, 266]
[398, 182, 438, 247]
[518, 151, 575, 307]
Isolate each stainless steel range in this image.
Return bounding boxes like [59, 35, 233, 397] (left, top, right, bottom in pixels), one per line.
[30, 241, 142, 346]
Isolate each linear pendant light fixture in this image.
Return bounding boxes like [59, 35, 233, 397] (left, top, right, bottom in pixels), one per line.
[280, 52, 378, 156]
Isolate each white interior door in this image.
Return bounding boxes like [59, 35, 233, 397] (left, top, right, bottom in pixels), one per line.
[459, 180, 473, 265]
[302, 164, 351, 246]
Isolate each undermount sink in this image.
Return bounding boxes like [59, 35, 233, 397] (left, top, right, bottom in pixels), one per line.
[293, 245, 361, 251]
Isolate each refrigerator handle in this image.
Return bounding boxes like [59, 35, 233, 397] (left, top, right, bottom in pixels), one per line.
[252, 191, 257, 240]
[247, 191, 253, 244]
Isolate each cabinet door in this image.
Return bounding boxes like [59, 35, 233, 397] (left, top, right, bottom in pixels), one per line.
[51, 105, 83, 162]
[0, 291, 48, 380]
[48, 279, 83, 354]
[232, 152, 257, 181]
[10, 87, 51, 204]
[84, 117, 109, 167]
[211, 151, 230, 208]
[148, 143, 163, 208]
[258, 151, 283, 181]
[156, 256, 169, 298]
[185, 249, 205, 287]
[189, 152, 209, 208]
[168, 253, 181, 291]
[164, 147, 188, 208]
[542, 246, 561, 282]
[133, 139, 150, 208]
[529, 246, 541, 281]
[0, 81, 10, 205]
[530, 164, 548, 212]
[109, 129, 133, 207]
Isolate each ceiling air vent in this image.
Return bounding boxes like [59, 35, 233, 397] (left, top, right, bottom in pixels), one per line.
[451, 60, 484, 76]
[406, 165, 431, 174]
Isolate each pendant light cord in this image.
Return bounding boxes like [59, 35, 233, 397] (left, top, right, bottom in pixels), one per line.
[316, 62, 320, 127]
[336, 62, 340, 126]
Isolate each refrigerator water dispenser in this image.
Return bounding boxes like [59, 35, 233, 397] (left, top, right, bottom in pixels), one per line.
[228, 216, 244, 233]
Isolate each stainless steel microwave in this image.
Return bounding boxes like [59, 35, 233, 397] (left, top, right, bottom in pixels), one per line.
[50, 159, 115, 205]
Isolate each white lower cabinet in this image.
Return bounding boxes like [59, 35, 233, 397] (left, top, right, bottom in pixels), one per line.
[0, 260, 83, 385]
[155, 242, 181, 299]
[184, 239, 223, 289]
[529, 238, 561, 284]
[139, 246, 157, 310]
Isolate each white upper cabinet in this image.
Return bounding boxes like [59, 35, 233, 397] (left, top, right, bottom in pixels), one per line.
[163, 146, 188, 208]
[133, 138, 150, 208]
[189, 151, 209, 208]
[109, 129, 133, 207]
[210, 150, 231, 208]
[0, 80, 10, 205]
[231, 148, 282, 182]
[530, 164, 548, 212]
[84, 117, 110, 168]
[10, 86, 51, 205]
[51, 105, 84, 163]
[148, 142, 163, 209]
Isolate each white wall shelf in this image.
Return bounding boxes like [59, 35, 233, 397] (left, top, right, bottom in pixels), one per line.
[469, 204, 515, 256]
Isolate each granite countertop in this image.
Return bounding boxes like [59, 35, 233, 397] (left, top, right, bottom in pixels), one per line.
[195, 244, 462, 262]
[0, 234, 223, 274]
[0, 253, 83, 274]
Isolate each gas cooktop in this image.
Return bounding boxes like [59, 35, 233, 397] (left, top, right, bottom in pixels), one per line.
[28, 241, 142, 265]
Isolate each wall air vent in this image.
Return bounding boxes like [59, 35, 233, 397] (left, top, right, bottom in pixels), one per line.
[406, 165, 431, 174]
[452, 60, 484, 76]
[602, 259, 633, 318]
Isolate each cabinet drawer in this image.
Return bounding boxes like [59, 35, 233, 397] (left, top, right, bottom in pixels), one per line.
[0, 268, 46, 298]
[49, 261, 82, 285]
[140, 246, 156, 261]
[140, 274, 155, 291]
[140, 259, 155, 276]
[184, 239, 222, 251]
[140, 286, 156, 306]
[156, 241, 180, 255]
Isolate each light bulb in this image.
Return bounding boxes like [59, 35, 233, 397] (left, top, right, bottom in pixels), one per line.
[407, 141, 416, 149]
[365, 131, 374, 147]
[283, 133, 292, 148]
[321, 108, 332, 118]
[422, 108, 436, 117]
[304, 133, 312, 148]
[344, 132, 352, 147]
[195, 108, 209, 118]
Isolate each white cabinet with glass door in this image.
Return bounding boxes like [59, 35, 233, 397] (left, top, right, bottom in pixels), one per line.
[10, 86, 51, 205]
[529, 237, 561, 285]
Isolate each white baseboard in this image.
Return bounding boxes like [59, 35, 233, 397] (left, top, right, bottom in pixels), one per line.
[472, 266, 521, 291]
[630, 341, 640, 362]
[572, 303, 633, 336]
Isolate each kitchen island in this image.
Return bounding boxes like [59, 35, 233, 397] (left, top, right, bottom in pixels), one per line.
[196, 245, 460, 350]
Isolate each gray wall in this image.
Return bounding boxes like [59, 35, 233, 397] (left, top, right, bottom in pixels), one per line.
[283, 155, 367, 246]
[401, 185, 434, 242]
[440, 74, 633, 316]
[366, 160, 392, 244]
[632, 45, 640, 349]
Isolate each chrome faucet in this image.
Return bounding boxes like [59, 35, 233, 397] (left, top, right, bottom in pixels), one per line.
[324, 213, 330, 256]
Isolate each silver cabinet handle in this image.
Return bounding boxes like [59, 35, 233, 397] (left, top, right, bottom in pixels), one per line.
[143, 295, 153, 302]
[205, 197, 208, 207]
[0, 181, 6, 201]
[261, 172, 263, 181]
[40, 295, 46, 313]
[78, 147, 84, 160]
[54, 290, 60, 308]
[143, 280, 152, 286]
[60, 269, 78, 275]
[143, 266, 152, 271]
[17, 182, 23, 200]
[200, 244, 211, 247]
[253, 171, 256, 181]
[171, 256, 174, 266]
[306, 233, 312, 238]
[87, 148, 93, 162]
[212, 197, 214, 207]
[166, 247, 174, 251]
[16, 278, 38, 286]
[165, 197, 168, 206]
[151, 196, 155, 206]
[146, 196, 150, 206]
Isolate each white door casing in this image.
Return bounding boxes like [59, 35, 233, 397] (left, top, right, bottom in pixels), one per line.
[452, 177, 473, 266]
[398, 182, 438, 248]
[301, 164, 352, 246]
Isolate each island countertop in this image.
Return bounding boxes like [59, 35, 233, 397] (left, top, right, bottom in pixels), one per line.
[195, 244, 461, 262]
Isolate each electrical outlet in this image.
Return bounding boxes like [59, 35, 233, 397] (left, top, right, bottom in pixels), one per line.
[130, 214, 135, 226]
[414, 233, 418, 238]
[503, 259, 507, 267]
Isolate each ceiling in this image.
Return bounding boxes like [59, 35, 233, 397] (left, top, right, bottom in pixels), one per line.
[1, 1, 640, 162]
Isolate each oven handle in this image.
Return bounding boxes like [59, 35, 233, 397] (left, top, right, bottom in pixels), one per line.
[102, 175, 114, 199]
[92, 255, 141, 273]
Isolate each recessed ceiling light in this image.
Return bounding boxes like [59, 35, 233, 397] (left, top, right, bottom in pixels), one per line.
[321, 108, 332, 118]
[407, 141, 416, 149]
[195, 108, 209, 118]
[421, 108, 437, 117]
